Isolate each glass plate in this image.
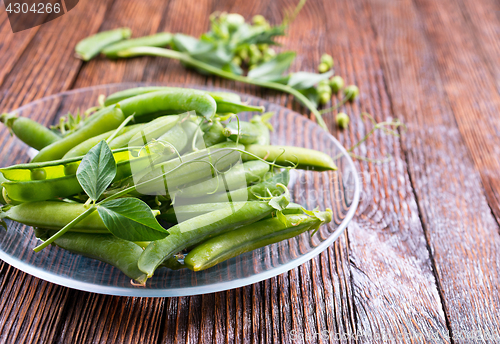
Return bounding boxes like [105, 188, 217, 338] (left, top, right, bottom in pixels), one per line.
[0, 83, 360, 297]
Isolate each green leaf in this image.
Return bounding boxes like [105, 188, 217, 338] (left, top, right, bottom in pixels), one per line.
[268, 183, 290, 211]
[173, 34, 233, 69]
[171, 34, 204, 53]
[299, 87, 319, 108]
[97, 198, 168, 241]
[77, 140, 116, 201]
[247, 52, 296, 82]
[234, 24, 286, 46]
[287, 70, 334, 90]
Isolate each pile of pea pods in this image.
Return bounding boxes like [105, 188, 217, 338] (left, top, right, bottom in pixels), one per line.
[0, 87, 335, 284]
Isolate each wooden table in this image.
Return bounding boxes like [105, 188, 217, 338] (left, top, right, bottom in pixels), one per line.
[1, 0, 499, 342]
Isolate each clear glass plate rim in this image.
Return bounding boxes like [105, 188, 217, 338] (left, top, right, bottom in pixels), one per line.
[0, 83, 361, 297]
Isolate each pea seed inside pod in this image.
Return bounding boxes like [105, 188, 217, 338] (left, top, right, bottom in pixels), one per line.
[64, 163, 79, 176]
[30, 168, 47, 180]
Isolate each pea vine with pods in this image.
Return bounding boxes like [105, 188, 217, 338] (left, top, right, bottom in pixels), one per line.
[74, 0, 405, 164]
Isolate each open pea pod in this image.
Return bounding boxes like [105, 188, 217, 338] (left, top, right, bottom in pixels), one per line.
[0, 149, 154, 203]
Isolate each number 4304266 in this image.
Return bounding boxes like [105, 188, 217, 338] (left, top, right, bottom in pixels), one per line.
[6, 2, 61, 13]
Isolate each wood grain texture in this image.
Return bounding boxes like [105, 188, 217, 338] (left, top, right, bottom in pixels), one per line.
[365, 0, 500, 342]
[0, 11, 39, 87]
[412, 0, 500, 227]
[0, 0, 499, 342]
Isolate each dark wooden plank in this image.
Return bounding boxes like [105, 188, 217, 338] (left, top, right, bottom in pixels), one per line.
[0, 11, 39, 87]
[365, 0, 500, 341]
[0, 0, 111, 112]
[316, 0, 450, 341]
[411, 0, 500, 227]
[451, 0, 500, 225]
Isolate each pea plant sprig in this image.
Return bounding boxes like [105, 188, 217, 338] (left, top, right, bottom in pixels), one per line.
[33, 140, 169, 252]
[74, 0, 406, 163]
[75, 0, 353, 131]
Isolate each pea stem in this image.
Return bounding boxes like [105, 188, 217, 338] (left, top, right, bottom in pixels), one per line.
[33, 205, 97, 252]
[117, 47, 329, 131]
[318, 95, 349, 114]
[106, 114, 135, 144]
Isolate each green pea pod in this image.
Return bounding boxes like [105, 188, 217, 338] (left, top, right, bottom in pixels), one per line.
[195, 169, 290, 203]
[181, 117, 205, 151]
[102, 33, 173, 58]
[177, 160, 269, 199]
[226, 120, 261, 145]
[63, 123, 142, 159]
[0, 113, 61, 150]
[109, 115, 179, 149]
[184, 210, 333, 271]
[0, 201, 108, 232]
[243, 145, 337, 171]
[250, 113, 273, 145]
[0, 173, 8, 204]
[202, 119, 228, 147]
[138, 200, 274, 277]
[132, 142, 243, 196]
[104, 87, 262, 114]
[117, 90, 216, 121]
[37, 229, 147, 283]
[32, 107, 125, 162]
[75, 28, 132, 61]
[141, 121, 189, 162]
[214, 100, 264, 114]
[1, 149, 154, 202]
[159, 202, 248, 223]
[104, 87, 240, 106]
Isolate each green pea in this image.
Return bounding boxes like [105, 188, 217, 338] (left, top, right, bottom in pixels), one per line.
[330, 76, 344, 93]
[250, 114, 272, 145]
[232, 56, 242, 66]
[249, 44, 262, 58]
[226, 13, 245, 30]
[237, 47, 249, 60]
[320, 54, 334, 69]
[257, 43, 268, 52]
[102, 32, 172, 59]
[344, 85, 360, 101]
[263, 48, 276, 62]
[64, 163, 79, 176]
[318, 62, 330, 73]
[319, 92, 331, 105]
[30, 169, 47, 180]
[336, 112, 350, 129]
[252, 14, 267, 26]
[203, 119, 228, 147]
[317, 84, 332, 95]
